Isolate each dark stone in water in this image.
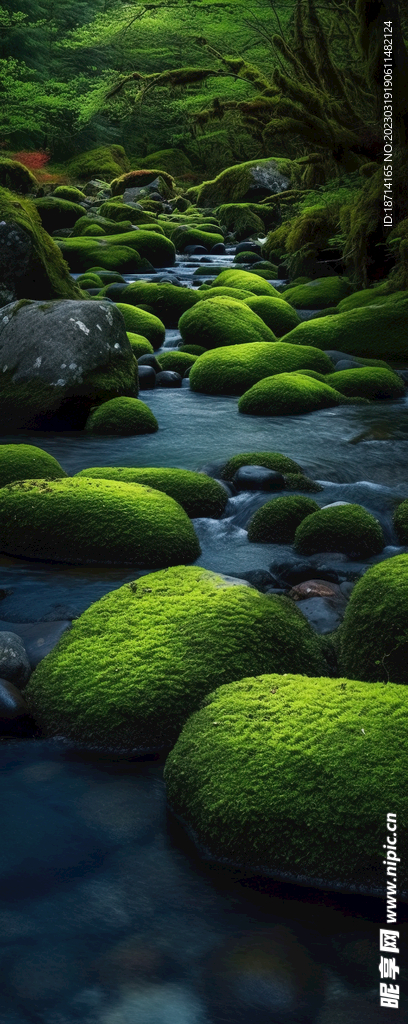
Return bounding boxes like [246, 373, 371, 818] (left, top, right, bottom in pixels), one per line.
[210, 242, 226, 255]
[241, 569, 282, 591]
[272, 561, 341, 586]
[235, 241, 262, 255]
[0, 620, 71, 670]
[0, 631, 31, 687]
[156, 370, 182, 388]
[137, 365, 156, 389]
[0, 678, 37, 735]
[184, 244, 208, 255]
[233, 466, 285, 491]
[138, 354, 162, 373]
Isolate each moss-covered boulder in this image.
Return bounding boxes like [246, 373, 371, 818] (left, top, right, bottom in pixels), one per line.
[178, 344, 206, 356]
[56, 237, 143, 273]
[0, 478, 199, 567]
[0, 444, 66, 488]
[216, 203, 266, 240]
[24, 566, 327, 752]
[283, 302, 408, 360]
[337, 288, 408, 312]
[171, 226, 224, 253]
[115, 304, 165, 349]
[210, 269, 281, 297]
[282, 277, 353, 309]
[33, 197, 86, 234]
[76, 272, 104, 289]
[191, 345, 334, 397]
[185, 158, 292, 206]
[122, 281, 199, 327]
[198, 286, 254, 302]
[239, 374, 347, 416]
[0, 159, 38, 194]
[131, 148, 192, 177]
[163, 673, 408, 893]
[127, 333, 154, 357]
[326, 366, 405, 400]
[248, 495, 320, 543]
[84, 397, 158, 436]
[394, 501, 408, 545]
[110, 168, 175, 197]
[99, 201, 156, 224]
[294, 504, 384, 557]
[71, 215, 134, 237]
[53, 185, 86, 202]
[339, 555, 408, 683]
[0, 188, 83, 301]
[158, 351, 197, 374]
[77, 467, 228, 518]
[64, 145, 130, 181]
[179, 297, 276, 352]
[221, 451, 303, 480]
[243, 295, 301, 337]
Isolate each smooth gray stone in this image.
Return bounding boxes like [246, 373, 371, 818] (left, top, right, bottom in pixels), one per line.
[0, 620, 71, 670]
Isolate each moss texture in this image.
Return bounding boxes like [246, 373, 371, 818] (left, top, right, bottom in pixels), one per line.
[122, 281, 199, 327]
[72, 215, 136, 237]
[221, 451, 303, 480]
[158, 351, 197, 374]
[53, 186, 86, 201]
[0, 444, 66, 488]
[130, 148, 192, 177]
[198, 287, 254, 302]
[283, 277, 353, 309]
[24, 566, 326, 752]
[339, 555, 408, 684]
[0, 478, 199, 567]
[115, 304, 165, 349]
[77, 467, 228, 518]
[163, 673, 408, 893]
[0, 159, 38, 193]
[84, 397, 158, 436]
[99, 201, 156, 224]
[76, 273, 104, 289]
[216, 203, 267, 240]
[294, 504, 384, 557]
[210, 269, 280, 297]
[239, 373, 347, 416]
[64, 145, 130, 181]
[179, 297, 277, 353]
[171, 226, 224, 253]
[248, 495, 320, 543]
[33, 198, 85, 234]
[178, 344, 206, 356]
[394, 501, 408, 545]
[326, 367, 405, 401]
[0, 188, 83, 300]
[284, 473, 323, 493]
[282, 302, 408, 360]
[126, 333, 154, 357]
[243, 295, 301, 337]
[56, 238, 143, 273]
[191, 344, 334, 398]
[337, 288, 408, 312]
[110, 168, 175, 196]
[185, 158, 292, 207]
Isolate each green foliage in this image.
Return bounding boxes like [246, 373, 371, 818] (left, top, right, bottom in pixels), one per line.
[283, 301, 408, 360]
[84, 397, 159, 436]
[76, 467, 228, 519]
[248, 495, 320, 543]
[221, 451, 302, 481]
[238, 372, 347, 417]
[294, 504, 384, 558]
[0, 186, 83, 300]
[0, 444, 66, 488]
[163, 673, 408, 891]
[179, 296, 276, 353]
[191, 343, 334, 398]
[339, 555, 408, 684]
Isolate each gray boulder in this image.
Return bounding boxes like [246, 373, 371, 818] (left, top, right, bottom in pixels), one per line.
[0, 222, 32, 303]
[0, 631, 31, 687]
[0, 299, 138, 428]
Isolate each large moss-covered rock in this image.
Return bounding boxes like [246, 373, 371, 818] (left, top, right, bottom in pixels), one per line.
[53, 185, 87, 202]
[283, 302, 408, 360]
[337, 287, 408, 312]
[0, 299, 138, 429]
[33, 198, 85, 234]
[158, 351, 197, 374]
[221, 451, 303, 480]
[198, 286, 254, 302]
[131, 148, 192, 177]
[394, 501, 408, 545]
[0, 444, 66, 487]
[326, 366, 405, 400]
[294, 504, 384, 557]
[339, 554, 408, 683]
[185, 158, 292, 206]
[99, 200, 156, 224]
[171, 226, 224, 253]
[248, 495, 320, 543]
[210, 269, 281, 297]
[283, 277, 353, 309]
[164, 673, 408, 893]
[77, 467, 228, 518]
[55, 237, 143, 273]
[0, 159, 38, 193]
[0, 188, 83, 301]
[239, 373, 347, 416]
[24, 566, 326, 752]
[110, 168, 175, 197]
[64, 145, 130, 181]
[179, 297, 276, 352]
[115, 303, 165, 349]
[126, 332, 154, 357]
[190, 345, 334, 397]
[71, 215, 134, 237]
[84, 397, 158, 436]
[216, 203, 266, 240]
[0, 478, 199, 567]
[243, 295, 301, 337]
[122, 281, 200, 327]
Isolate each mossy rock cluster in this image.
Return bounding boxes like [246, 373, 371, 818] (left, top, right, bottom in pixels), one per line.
[210, 269, 281, 297]
[248, 495, 320, 543]
[0, 188, 83, 301]
[33, 197, 86, 233]
[0, 159, 38, 193]
[239, 373, 347, 416]
[326, 367, 405, 401]
[179, 297, 276, 352]
[0, 444, 66, 488]
[99, 200, 156, 224]
[130, 148, 192, 177]
[122, 281, 200, 327]
[24, 566, 326, 753]
[283, 301, 408, 360]
[216, 203, 269, 240]
[339, 554, 408, 683]
[77, 467, 228, 518]
[294, 503, 384, 557]
[71, 215, 136, 237]
[64, 145, 130, 181]
[337, 287, 408, 312]
[164, 673, 408, 893]
[171, 226, 224, 253]
[84, 398, 158, 436]
[243, 295, 301, 337]
[190, 345, 333, 398]
[283, 277, 353, 309]
[116, 304, 165, 349]
[0, 478, 199, 568]
[56, 237, 143, 274]
[221, 451, 303, 480]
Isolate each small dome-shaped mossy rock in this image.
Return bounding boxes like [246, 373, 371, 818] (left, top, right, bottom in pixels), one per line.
[77, 467, 228, 519]
[33, 198, 86, 235]
[116, 304, 165, 350]
[248, 495, 320, 543]
[0, 445, 66, 488]
[282, 277, 353, 309]
[179, 297, 276, 351]
[163, 673, 408, 894]
[126, 333, 154, 357]
[24, 567, 327, 753]
[221, 451, 303, 481]
[190, 345, 334, 398]
[0, 478, 200, 568]
[394, 501, 408, 545]
[339, 555, 408, 684]
[326, 367, 405, 401]
[294, 504, 384, 558]
[84, 398, 158, 436]
[282, 302, 408, 360]
[243, 295, 301, 337]
[238, 374, 346, 416]
[122, 281, 200, 327]
[158, 351, 197, 375]
[171, 226, 224, 253]
[210, 269, 280, 297]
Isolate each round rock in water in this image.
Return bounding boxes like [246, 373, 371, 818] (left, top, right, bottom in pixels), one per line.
[183, 244, 208, 255]
[235, 241, 262, 255]
[137, 354, 162, 373]
[0, 631, 31, 687]
[210, 243, 226, 255]
[137, 365, 156, 389]
[0, 679, 35, 734]
[232, 466, 285, 491]
[156, 370, 182, 388]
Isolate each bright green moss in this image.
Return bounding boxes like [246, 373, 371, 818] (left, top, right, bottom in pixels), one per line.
[115, 304, 165, 350]
[53, 186, 86, 201]
[0, 478, 199, 567]
[198, 287, 254, 302]
[210, 269, 281, 297]
[33, 198, 86, 233]
[76, 467, 228, 518]
[284, 473, 323, 493]
[283, 302, 408, 360]
[243, 296, 301, 337]
[171, 226, 224, 253]
[0, 444, 66, 488]
[111, 168, 175, 196]
[80, 229, 175, 267]
[292, 369, 327, 383]
[126, 332, 154, 357]
[24, 566, 326, 752]
[294, 504, 384, 557]
[178, 344, 206, 356]
[99, 201, 155, 224]
[339, 555, 408, 683]
[72, 216, 134, 237]
[84, 398, 157, 436]
[216, 203, 265, 240]
[76, 273, 103, 288]
[130, 148, 192, 177]
[337, 288, 408, 312]
[221, 451, 303, 480]
[122, 282, 199, 327]
[81, 223, 105, 237]
[0, 187, 83, 300]
[191, 345, 334, 398]
[186, 157, 292, 207]
[0, 159, 38, 193]
[158, 351, 197, 374]
[56, 238, 143, 273]
[394, 501, 408, 545]
[179, 297, 276, 352]
[239, 373, 347, 416]
[248, 495, 320, 543]
[282, 277, 353, 309]
[163, 673, 408, 892]
[326, 367, 405, 400]
[64, 145, 130, 181]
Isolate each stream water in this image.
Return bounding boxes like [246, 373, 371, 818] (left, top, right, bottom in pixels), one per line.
[1, 256, 408, 1022]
